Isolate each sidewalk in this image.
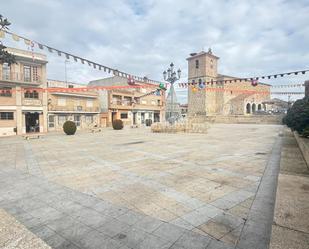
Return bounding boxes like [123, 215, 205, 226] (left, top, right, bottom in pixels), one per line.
[270, 128, 309, 249]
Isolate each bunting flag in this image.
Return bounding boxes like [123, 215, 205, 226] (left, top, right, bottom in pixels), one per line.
[3, 29, 162, 86]
[24, 39, 31, 46]
[12, 33, 20, 41]
[0, 30, 5, 38]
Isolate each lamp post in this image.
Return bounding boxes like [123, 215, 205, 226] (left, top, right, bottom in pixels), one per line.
[163, 63, 181, 123]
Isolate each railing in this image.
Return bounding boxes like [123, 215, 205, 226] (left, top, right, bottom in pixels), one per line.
[0, 72, 42, 84]
[110, 100, 132, 106]
[23, 99, 42, 106]
[50, 106, 100, 112]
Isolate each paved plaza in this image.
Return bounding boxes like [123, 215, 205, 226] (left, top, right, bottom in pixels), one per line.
[0, 124, 283, 249]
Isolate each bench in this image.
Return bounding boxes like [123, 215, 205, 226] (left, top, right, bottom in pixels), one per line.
[91, 127, 102, 133]
[23, 134, 44, 140]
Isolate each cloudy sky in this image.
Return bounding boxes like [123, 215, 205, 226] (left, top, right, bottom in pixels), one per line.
[1, 0, 309, 102]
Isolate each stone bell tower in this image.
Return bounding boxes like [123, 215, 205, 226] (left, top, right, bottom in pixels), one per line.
[187, 48, 219, 116]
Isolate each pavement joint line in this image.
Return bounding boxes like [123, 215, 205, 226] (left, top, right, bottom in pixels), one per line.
[236, 134, 283, 249]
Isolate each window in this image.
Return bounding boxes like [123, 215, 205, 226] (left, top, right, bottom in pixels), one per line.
[58, 115, 67, 125]
[86, 99, 93, 107]
[0, 112, 14, 120]
[68, 85, 74, 88]
[85, 115, 93, 124]
[32, 66, 38, 82]
[195, 60, 199, 69]
[123, 96, 132, 106]
[24, 90, 38, 99]
[58, 97, 66, 106]
[24, 65, 31, 82]
[120, 113, 128, 119]
[0, 87, 12, 97]
[48, 115, 55, 128]
[74, 115, 80, 126]
[157, 100, 161, 106]
[2, 63, 10, 80]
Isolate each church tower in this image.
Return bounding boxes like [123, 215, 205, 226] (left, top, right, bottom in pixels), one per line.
[187, 48, 219, 116]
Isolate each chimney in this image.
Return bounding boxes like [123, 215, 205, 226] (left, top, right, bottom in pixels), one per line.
[305, 80, 309, 97]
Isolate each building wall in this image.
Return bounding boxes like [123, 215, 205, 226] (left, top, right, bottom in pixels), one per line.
[89, 76, 166, 126]
[0, 47, 47, 136]
[47, 80, 100, 131]
[187, 50, 271, 116]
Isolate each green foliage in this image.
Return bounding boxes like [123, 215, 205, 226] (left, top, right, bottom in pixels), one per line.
[301, 126, 309, 138]
[0, 15, 16, 65]
[112, 119, 123, 130]
[63, 120, 77, 135]
[284, 96, 309, 135]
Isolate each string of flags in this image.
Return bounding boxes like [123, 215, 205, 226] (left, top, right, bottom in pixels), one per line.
[0, 83, 157, 94]
[1, 30, 162, 85]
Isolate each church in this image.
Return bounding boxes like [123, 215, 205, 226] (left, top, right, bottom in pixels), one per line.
[187, 49, 271, 116]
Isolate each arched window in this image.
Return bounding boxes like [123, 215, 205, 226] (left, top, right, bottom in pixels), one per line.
[195, 60, 199, 69]
[258, 104, 262, 111]
[24, 90, 30, 98]
[252, 103, 256, 113]
[246, 103, 251, 114]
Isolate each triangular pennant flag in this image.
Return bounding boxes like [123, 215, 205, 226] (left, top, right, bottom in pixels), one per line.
[88, 61, 91, 66]
[47, 47, 53, 53]
[302, 71, 306, 74]
[66, 54, 70, 59]
[24, 39, 31, 46]
[38, 44, 44, 49]
[57, 51, 61, 56]
[12, 34, 20, 41]
[0, 30, 5, 38]
[74, 57, 78, 62]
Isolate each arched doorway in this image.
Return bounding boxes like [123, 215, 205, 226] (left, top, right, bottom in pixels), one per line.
[252, 103, 256, 113]
[258, 104, 262, 111]
[246, 103, 251, 114]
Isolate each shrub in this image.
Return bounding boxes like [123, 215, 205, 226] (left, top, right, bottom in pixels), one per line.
[283, 96, 309, 135]
[145, 119, 152, 126]
[63, 120, 77, 135]
[112, 119, 123, 130]
[301, 126, 309, 138]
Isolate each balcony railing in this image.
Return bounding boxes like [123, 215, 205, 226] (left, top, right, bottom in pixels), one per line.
[111, 100, 132, 106]
[23, 98, 42, 106]
[0, 72, 42, 84]
[49, 106, 100, 113]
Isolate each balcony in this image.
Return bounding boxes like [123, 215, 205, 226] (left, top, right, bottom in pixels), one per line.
[0, 72, 42, 85]
[110, 100, 133, 109]
[49, 105, 100, 113]
[23, 98, 42, 106]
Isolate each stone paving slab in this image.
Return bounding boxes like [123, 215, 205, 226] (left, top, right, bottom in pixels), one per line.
[270, 129, 309, 249]
[0, 124, 283, 248]
[0, 208, 51, 249]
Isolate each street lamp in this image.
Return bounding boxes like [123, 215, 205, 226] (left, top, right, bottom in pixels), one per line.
[162, 62, 181, 124]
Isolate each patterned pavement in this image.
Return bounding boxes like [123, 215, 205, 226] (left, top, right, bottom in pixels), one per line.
[0, 124, 282, 249]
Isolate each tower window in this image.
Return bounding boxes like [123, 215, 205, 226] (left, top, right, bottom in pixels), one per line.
[195, 60, 199, 69]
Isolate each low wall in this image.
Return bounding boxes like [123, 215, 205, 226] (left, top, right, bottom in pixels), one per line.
[189, 114, 283, 125]
[294, 131, 309, 168]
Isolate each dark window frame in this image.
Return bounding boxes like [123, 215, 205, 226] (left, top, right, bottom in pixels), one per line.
[24, 90, 39, 99]
[0, 112, 14, 120]
[195, 60, 199, 69]
[0, 87, 12, 97]
[120, 113, 128, 119]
